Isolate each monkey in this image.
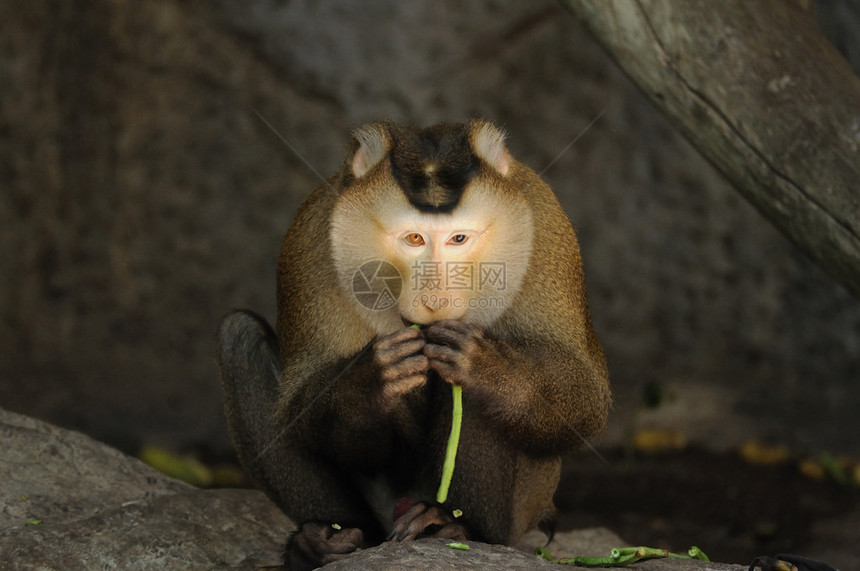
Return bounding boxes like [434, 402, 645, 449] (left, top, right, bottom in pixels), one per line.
[218, 119, 611, 570]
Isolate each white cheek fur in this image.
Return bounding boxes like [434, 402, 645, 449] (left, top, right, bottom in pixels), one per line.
[330, 181, 534, 334]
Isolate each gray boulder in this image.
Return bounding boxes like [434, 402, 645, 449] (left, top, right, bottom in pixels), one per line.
[0, 407, 744, 569]
[0, 407, 288, 569]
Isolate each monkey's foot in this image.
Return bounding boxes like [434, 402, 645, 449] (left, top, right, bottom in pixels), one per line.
[285, 522, 364, 571]
[389, 501, 468, 542]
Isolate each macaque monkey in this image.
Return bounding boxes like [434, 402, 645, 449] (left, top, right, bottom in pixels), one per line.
[218, 119, 610, 569]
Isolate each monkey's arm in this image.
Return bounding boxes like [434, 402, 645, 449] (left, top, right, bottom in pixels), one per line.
[218, 310, 286, 489]
[424, 320, 610, 457]
[219, 312, 376, 514]
[219, 311, 394, 550]
[275, 325, 430, 469]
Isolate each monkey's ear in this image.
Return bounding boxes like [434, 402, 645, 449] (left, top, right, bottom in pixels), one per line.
[351, 123, 391, 178]
[469, 120, 510, 176]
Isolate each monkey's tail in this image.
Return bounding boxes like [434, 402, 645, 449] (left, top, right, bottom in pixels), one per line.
[538, 504, 557, 545]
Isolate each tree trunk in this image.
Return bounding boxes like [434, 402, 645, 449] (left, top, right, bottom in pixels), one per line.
[561, 0, 860, 297]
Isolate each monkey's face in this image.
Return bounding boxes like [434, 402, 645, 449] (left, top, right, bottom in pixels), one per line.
[329, 120, 534, 336]
[383, 199, 490, 325]
[331, 176, 533, 334]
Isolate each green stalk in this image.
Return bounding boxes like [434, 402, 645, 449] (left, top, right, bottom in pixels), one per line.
[409, 324, 463, 505]
[437, 384, 462, 504]
[536, 545, 710, 567]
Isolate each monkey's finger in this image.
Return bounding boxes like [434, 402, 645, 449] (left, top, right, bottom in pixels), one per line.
[291, 523, 359, 561]
[427, 361, 464, 385]
[424, 325, 466, 348]
[423, 343, 462, 364]
[379, 354, 429, 383]
[382, 326, 425, 345]
[397, 500, 431, 521]
[390, 502, 430, 540]
[393, 519, 427, 541]
[326, 527, 364, 554]
[393, 503, 454, 541]
[382, 374, 427, 400]
[431, 522, 468, 541]
[375, 338, 426, 367]
[434, 319, 476, 334]
[389, 502, 430, 541]
[374, 327, 424, 349]
[319, 541, 359, 556]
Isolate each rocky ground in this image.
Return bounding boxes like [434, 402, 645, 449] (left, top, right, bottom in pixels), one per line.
[192, 434, 860, 568]
[556, 448, 858, 569]
[0, 406, 769, 570]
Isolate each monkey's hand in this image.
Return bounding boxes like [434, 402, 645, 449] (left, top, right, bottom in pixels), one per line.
[425, 318, 610, 456]
[423, 320, 489, 387]
[373, 326, 429, 406]
[389, 501, 468, 542]
[285, 522, 364, 571]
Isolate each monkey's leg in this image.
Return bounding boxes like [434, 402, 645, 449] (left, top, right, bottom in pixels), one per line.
[217, 311, 384, 568]
[447, 415, 560, 544]
[392, 394, 559, 546]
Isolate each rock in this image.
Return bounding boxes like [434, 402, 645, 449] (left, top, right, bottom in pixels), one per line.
[0, 407, 749, 570]
[318, 529, 626, 571]
[0, 407, 290, 569]
[324, 529, 747, 570]
[0, 406, 748, 569]
[326, 538, 553, 570]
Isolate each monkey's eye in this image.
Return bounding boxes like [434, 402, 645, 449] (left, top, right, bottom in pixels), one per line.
[447, 234, 469, 245]
[403, 233, 425, 246]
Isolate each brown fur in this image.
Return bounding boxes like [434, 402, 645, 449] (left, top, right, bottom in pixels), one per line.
[218, 120, 610, 570]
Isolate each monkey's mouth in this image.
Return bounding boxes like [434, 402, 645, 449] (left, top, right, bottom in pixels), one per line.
[402, 316, 434, 328]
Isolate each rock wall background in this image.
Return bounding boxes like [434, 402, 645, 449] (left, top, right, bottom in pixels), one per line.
[1, 0, 858, 456]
